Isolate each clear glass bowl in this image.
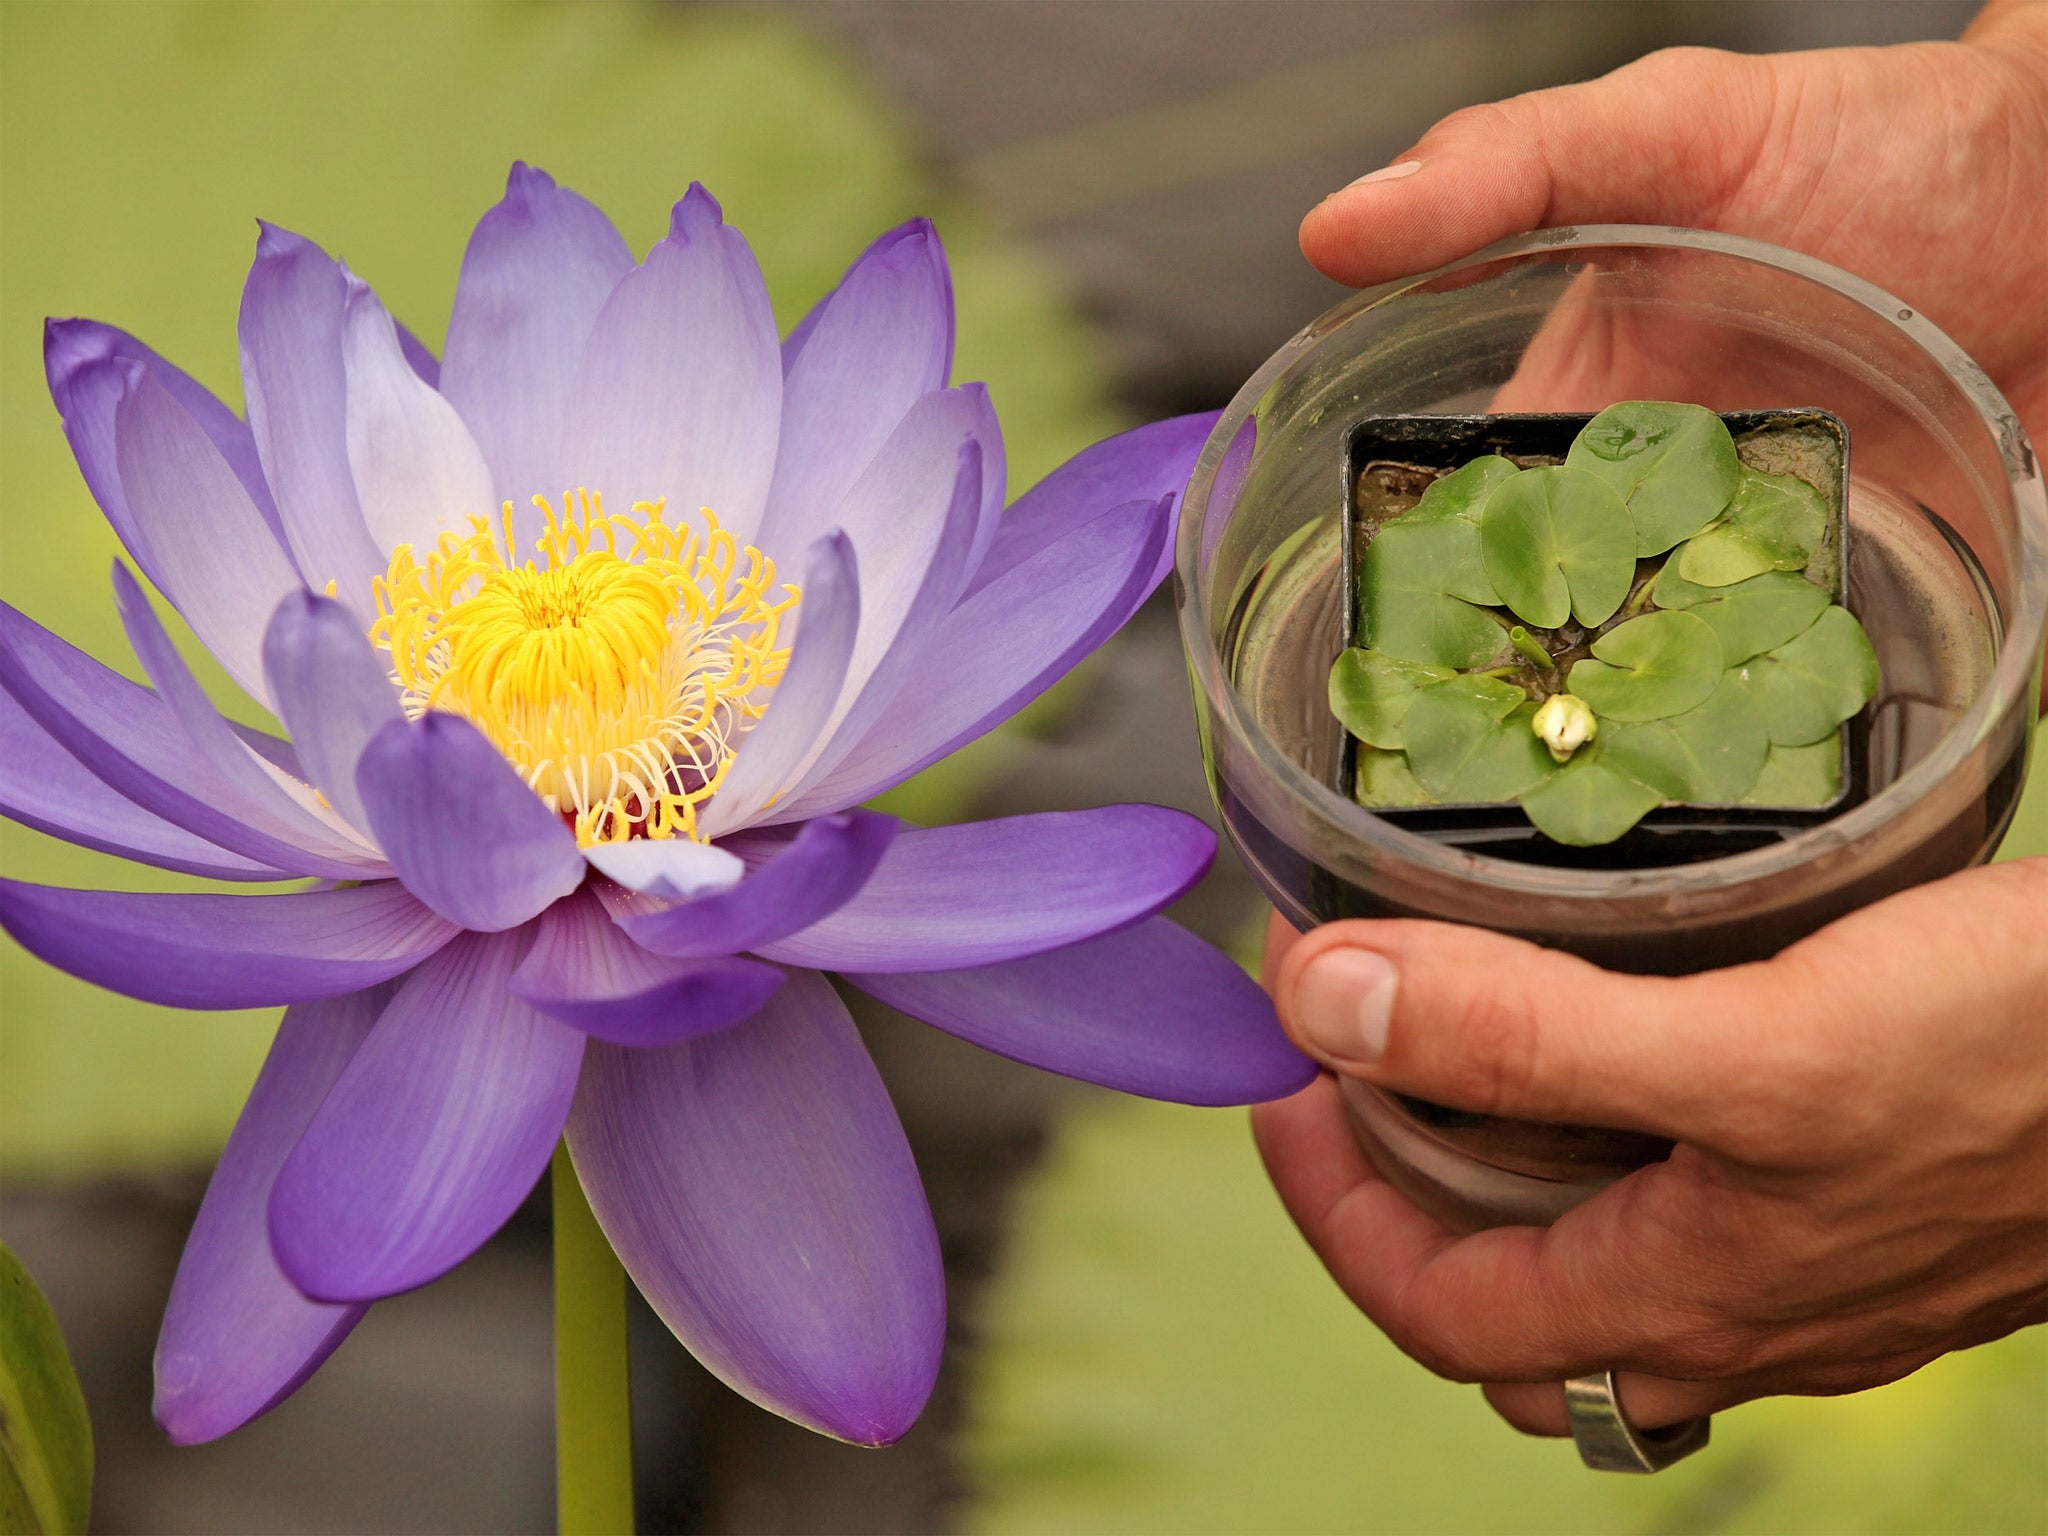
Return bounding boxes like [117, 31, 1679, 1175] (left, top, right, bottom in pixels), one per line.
[1173, 226, 2047, 1232]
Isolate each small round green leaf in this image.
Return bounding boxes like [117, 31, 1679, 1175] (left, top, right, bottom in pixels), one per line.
[1327, 648, 1455, 750]
[1403, 677, 1555, 803]
[1517, 742, 1663, 846]
[1743, 736, 1844, 807]
[1478, 465, 1636, 630]
[1354, 745, 1434, 808]
[1735, 604, 1881, 746]
[1675, 468, 1829, 587]
[1650, 567, 1831, 664]
[1566, 609, 1723, 722]
[1, 1243, 94, 1536]
[1412, 454, 1518, 524]
[1600, 676, 1769, 805]
[1566, 401, 1741, 556]
[1360, 517, 1507, 668]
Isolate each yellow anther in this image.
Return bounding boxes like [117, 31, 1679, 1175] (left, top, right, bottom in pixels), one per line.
[369, 490, 798, 845]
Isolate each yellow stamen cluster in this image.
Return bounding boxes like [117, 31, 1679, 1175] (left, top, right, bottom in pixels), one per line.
[370, 492, 798, 845]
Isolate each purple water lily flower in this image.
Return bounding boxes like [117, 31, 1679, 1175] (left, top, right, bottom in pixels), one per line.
[0, 166, 1312, 1448]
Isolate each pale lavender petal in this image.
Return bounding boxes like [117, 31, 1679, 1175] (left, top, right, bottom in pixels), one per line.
[508, 890, 782, 1046]
[155, 985, 388, 1444]
[0, 601, 378, 879]
[0, 879, 456, 1009]
[395, 321, 440, 388]
[755, 221, 954, 559]
[0, 684, 286, 880]
[341, 276, 497, 558]
[112, 564, 382, 867]
[238, 223, 385, 620]
[44, 317, 284, 568]
[967, 410, 1217, 598]
[561, 185, 780, 542]
[608, 811, 894, 960]
[851, 917, 1315, 1106]
[441, 164, 633, 536]
[755, 806, 1212, 972]
[764, 439, 983, 817]
[270, 931, 585, 1301]
[355, 713, 585, 932]
[581, 839, 744, 901]
[112, 364, 306, 702]
[261, 590, 404, 838]
[567, 969, 942, 1445]
[698, 531, 859, 838]
[798, 495, 1168, 811]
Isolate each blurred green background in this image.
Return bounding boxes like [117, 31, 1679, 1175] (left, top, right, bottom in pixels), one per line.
[2, 2, 2043, 1533]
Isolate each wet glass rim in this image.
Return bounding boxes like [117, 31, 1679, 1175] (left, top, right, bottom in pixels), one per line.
[1175, 225, 2048, 898]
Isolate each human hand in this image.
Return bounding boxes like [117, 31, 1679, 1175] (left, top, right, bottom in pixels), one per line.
[1300, 0, 2048, 446]
[1251, 857, 2048, 1436]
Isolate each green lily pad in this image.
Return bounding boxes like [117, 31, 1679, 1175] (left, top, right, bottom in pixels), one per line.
[1354, 745, 1433, 808]
[1327, 648, 1454, 750]
[1736, 604, 1881, 746]
[1517, 741, 1663, 846]
[1566, 609, 1724, 722]
[1411, 454, 1518, 524]
[1359, 517, 1507, 668]
[1651, 566, 1831, 664]
[1744, 736, 1844, 807]
[1565, 401, 1741, 555]
[1600, 676, 1769, 805]
[1478, 465, 1636, 630]
[1403, 677, 1556, 803]
[1676, 467, 1829, 586]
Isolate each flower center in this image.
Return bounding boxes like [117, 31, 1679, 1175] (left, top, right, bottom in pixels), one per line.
[370, 492, 798, 845]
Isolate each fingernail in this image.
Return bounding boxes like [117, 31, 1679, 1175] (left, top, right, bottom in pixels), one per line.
[1290, 948, 1398, 1066]
[1341, 159, 1422, 193]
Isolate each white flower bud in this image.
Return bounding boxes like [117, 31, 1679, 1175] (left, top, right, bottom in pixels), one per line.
[1532, 693, 1598, 763]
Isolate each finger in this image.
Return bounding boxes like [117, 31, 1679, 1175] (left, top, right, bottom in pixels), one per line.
[1259, 906, 1302, 994]
[1268, 917, 1778, 1144]
[1300, 46, 1779, 287]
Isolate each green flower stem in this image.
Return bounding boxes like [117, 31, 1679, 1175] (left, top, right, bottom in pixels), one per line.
[553, 1142, 635, 1536]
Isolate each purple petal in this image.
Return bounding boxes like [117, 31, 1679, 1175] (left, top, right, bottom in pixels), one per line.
[581, 838, 744, 901]
[0, 684, 285, 880]
[355, 713, 586, 932]
[567, 969, 942, 1445]
[798, 495, 1168, 811]
[440, 164, 633, 542]
[851, 917, 1315, 1106]
[44, 318, 285, 573]
[698, 531, 860, 837]
[238, 223, 385, 620]
[561, 185, 780, 543]
[967, 410, 1217, 598]
[0, 879, 457, 1009]
[508, 890, 782, 1046]
[765, 436, 985, 816]
[395, 322, 440, 387]
[112, 564, 382, 868]
[341, 275, 497, 558]
[155, 986, 388, 1444]
[0, 601, 379, 879]
[111, 363, 307, 703]
[755, 221, 954, 560]
[261, 591, 404, 838]
[606, 811, 895, 960]
[755, 806, 1212, 972]
[270, 930, 585, 1301]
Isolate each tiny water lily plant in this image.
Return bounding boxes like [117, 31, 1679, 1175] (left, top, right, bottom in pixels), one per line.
[1332, 402, 1880, 846]
[0, 164, 1314, 1488]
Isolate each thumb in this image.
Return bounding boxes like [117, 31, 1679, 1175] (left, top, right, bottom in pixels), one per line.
[1299, 45, 1781, 287]
[1269, 917, 1782, 1144]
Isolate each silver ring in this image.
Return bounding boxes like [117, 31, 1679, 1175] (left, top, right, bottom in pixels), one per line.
[1565, 1371, 1711, 1472]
